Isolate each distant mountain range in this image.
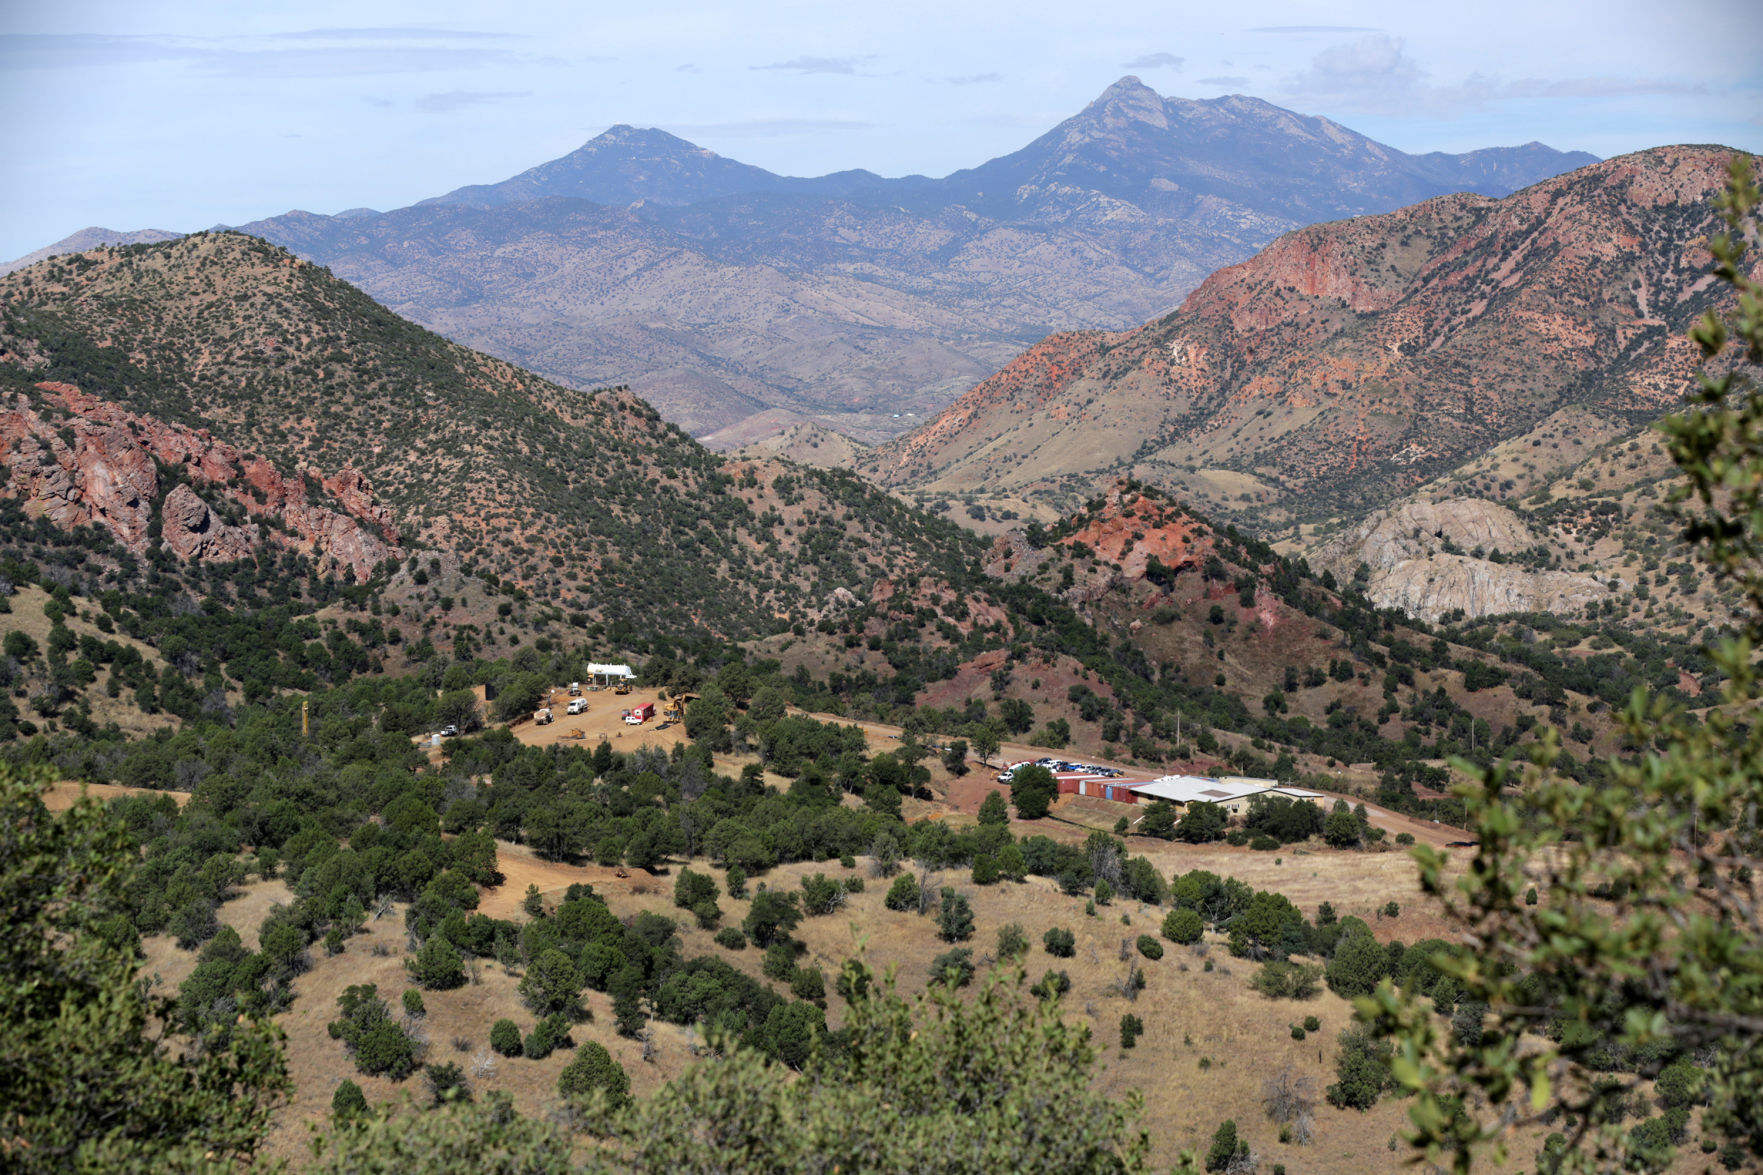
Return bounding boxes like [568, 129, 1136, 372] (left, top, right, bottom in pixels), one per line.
[856, 146, 1750, 530]
[5, 78, 1597, 445]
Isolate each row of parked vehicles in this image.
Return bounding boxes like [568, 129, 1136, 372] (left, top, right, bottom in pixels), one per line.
[995, 757, 1124, 783]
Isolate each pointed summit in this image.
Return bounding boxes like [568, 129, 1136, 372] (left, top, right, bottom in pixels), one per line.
[418, 125, 792, 210]
[1079, 76, 1171, 130]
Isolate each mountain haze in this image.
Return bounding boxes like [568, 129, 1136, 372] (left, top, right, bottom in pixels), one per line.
[213, 79, 1594, 443]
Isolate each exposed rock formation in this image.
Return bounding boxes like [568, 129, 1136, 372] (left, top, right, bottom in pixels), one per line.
[0, 382, 401, 579]
[1311, 497, 1613, 622]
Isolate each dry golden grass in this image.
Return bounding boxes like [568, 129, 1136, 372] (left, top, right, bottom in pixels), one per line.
[148, 830, 1512, 1172]
[3, 584, 179, 738]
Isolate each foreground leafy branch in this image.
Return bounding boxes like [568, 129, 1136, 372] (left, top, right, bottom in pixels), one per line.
[1366, 154, 1763, 1173]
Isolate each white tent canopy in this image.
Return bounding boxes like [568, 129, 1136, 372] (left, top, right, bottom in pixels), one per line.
[587, 662, 635, 680]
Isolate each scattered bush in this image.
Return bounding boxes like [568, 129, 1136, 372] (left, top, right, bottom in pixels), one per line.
[423, 1061, 470, 1106]
[790, 966, 826, 1003]
[1136, 935, 1164, 961]
[489, 1018, 522, 1057]
[929, 948, 975, 988]
[1043, 927, 1076, 958]
[713, 926, 747, 950]
[331, 1079, 368, 1125]
[405, 936, 466, 991]
[936, 888, 974, 942]
[1120, 1013, 1144, 1049]
[884, 874, 920, 912]
[1163, 908, 1204, 945]
[1326, 1025, 1394, 1110]
[557, 1042, 629, 1112]
[996, 922, 1029, 961]
[1252, 960, 1323, 1001]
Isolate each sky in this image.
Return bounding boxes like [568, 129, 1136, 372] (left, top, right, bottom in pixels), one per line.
[2, 0, 1759, 261]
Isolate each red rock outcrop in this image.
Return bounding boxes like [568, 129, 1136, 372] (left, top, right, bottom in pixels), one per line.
[0, 381, 401, 579]
[857, 147, 1759, 521]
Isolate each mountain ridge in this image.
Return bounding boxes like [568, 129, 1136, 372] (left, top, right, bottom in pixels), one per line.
[856, 145, 1753, 528]
[24, 78, 1597, 445]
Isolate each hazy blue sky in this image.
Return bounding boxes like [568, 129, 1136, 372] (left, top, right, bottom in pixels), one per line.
[2, 0, 1758, 260]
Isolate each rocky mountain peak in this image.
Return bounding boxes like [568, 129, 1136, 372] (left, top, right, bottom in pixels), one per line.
[1078, 75, 1170, 131]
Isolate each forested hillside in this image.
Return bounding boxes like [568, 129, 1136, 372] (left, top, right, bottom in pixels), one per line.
[0, 233, 983, 648]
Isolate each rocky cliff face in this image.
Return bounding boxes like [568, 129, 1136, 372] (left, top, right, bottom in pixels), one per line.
[0, 382, 401, 579]
[1310, 498, 1613, 622]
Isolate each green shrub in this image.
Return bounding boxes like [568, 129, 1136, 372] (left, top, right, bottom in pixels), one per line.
[401, 989, 425, 1018]
[936, 888, 973, 942]
[1043, 927, 1076, 958]
[1326, 1025, 1394, 1110]
[1205, 1119, 1245, 1172]
[1136, 935, 1163, 960]
[713, 926, 747, 950]
[404, 936, 465, 990]
[557, 1042, 629, 1112]
[763, 942, 797, 982]
[331, 1078, 368, 1125]
[996, 922, 1029, 960]
[1119, 1013, 1144, 1049]
[1163, 908, 1204, 945]
[790, 966, 826, 1002]
[1252, 960, 1324, 1000]
[424, 1061, 470, 1106]
[884, 874, 919, 912]
[489, 1018, 522, 1057]
[929, 948, 975, 988]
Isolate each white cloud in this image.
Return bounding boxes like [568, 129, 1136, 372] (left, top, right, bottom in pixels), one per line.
[1281, 34, 1712, 116]
[946, 72, 1001, 85]
[0, 30, 535, 78]
[1123, 52, 1183, 70]
[1198, 75, 1249, 87]
[752, 55, 871, 75]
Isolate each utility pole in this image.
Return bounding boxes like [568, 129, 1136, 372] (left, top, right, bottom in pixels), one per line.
[302, 699, 309, 738]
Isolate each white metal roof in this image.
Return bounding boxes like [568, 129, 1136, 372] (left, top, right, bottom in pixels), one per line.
[587, 663, 635, 678]
[1128, 776, 1326, 805]
[1129, 775, 1266, 805]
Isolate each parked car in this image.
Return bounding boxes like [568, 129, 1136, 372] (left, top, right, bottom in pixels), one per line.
[440, 724, 459, 738]
[567, 698, 588, 715]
